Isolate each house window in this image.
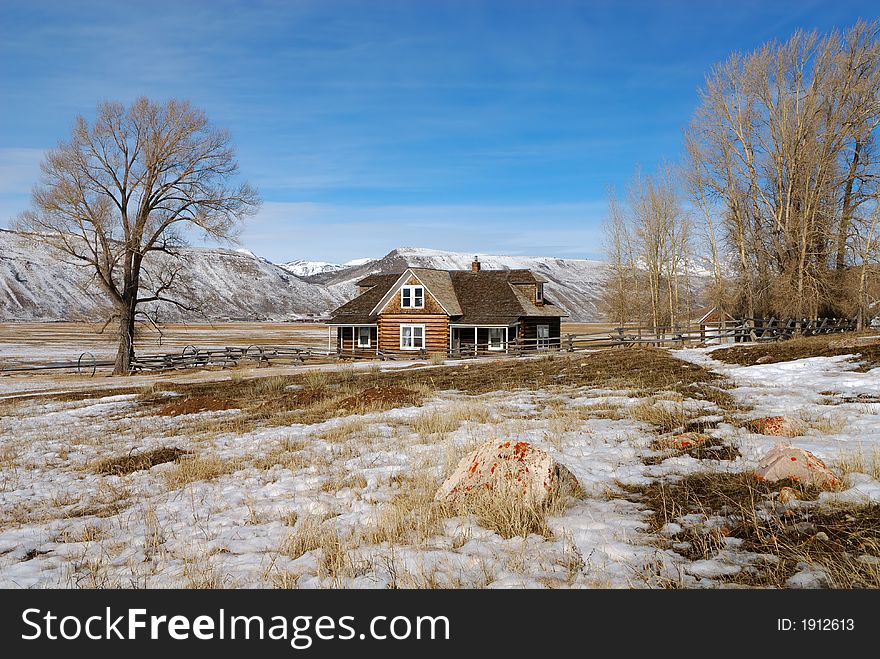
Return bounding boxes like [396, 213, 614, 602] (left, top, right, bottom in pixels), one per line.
[357, 327, 371, 348]
[536, 284, 543, 304]
[488, 328, 504, 351]
[537, 324, 550, 350]
[400, 324, 425, 350]
[401, 285, 424, 309]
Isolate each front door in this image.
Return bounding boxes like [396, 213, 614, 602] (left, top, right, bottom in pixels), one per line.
[537, 324, 550, 350]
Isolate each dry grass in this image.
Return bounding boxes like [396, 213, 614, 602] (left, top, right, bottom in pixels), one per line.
[139, 372, 433, 436]
[92, 447, 190, 476]
[628, 398, 694, 434]
[836, 447, 880, 481]
[645, 436, 741, 463]
[364, 466, 447, 546]
[797, 410, 848, 434]
[622, 472, 880, 588]
[280, 515, 333, 560]
[447, 489, 567, 539]
[409, 401, 492, 438]
[321, 471, 368, 493]
[317, 418, 369, 443]
[162, 455, 240, 490]
[59, 523, 106, 543]
[278, 516, 365, 583]
[251, 438, 309, 472]
[713, 333, 880, 370]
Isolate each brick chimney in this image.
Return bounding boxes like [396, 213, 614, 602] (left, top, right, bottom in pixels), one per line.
[471, 256, 481, 272]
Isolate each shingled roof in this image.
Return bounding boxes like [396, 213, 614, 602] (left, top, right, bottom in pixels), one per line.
[329, 267, 566, 325]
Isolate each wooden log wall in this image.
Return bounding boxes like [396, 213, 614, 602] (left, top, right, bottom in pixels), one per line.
[378, 314, 449, 354]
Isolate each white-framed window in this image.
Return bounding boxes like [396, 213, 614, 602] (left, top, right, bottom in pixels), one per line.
[357, 326, 371, 348]
[400, 324, 425, 350]
[537, 324, 550, 350]
[488, 328, 504, 351]
[536, 284, 544, 304]
[401, 285, 424, 309]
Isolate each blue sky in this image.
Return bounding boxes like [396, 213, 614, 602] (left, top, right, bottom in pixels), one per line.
[1, 1, 877, 263]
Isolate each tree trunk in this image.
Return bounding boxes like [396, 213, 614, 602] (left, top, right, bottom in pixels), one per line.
[113, 296, 137, 374]
[836, 139, 861, 271]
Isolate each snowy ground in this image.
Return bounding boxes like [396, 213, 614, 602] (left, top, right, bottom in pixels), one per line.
[0, 345, 878, 588]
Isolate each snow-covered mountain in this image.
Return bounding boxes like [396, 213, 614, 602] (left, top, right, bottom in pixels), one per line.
[0, 230, 351, 322]
[277, 260, 348, 277]
[0, 232, 608, 322]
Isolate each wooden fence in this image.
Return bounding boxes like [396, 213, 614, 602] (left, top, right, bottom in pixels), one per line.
[0, 317, 859, 376]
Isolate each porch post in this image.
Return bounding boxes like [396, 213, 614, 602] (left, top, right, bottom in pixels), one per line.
[328, 326, 333, 353]
[474, 327, 478, 356]
[504, 326, 508, 353]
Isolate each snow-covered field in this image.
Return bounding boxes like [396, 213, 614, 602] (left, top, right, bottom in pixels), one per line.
[1, 344, 879, 588]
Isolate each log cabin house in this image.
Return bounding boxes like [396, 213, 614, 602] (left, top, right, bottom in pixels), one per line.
[328, 257, 566, 356]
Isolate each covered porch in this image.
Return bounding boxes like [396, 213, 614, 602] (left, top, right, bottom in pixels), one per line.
[328, 324, 379, 354]
[449, 324, 517, 356]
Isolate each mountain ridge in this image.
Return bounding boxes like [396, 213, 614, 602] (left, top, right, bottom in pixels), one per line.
[0, 230, 607, 322]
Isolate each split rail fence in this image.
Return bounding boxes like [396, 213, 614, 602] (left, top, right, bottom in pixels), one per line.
[0, 317, 859, 376]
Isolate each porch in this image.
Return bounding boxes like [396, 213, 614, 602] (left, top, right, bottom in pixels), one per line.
[449, 324, 516, 356]
[328, 324, 379, 355]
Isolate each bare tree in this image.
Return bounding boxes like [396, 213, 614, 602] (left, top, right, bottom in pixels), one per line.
[600, 190, 638, 327]
[687, 21, 880, 319]
[16, 98, 260, 373]
[601, 167, 694, 332]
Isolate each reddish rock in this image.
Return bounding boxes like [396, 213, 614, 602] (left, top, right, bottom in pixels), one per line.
[746, 416, 803, 437]
[656, 432, 711, 450]
[754, 443, 839, 489]
[435, 440, 580, 505]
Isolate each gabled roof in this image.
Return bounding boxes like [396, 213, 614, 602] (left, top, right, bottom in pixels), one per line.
[369, 268, 463, 317]
[448, 270, 565, 324]
[698, 307, 736, 324]
[330, 273, 398, 324]
[329, 267, 567, 325]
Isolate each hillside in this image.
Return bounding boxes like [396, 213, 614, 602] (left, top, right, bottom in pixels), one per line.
[0, 230, 351, 322]
[0, 232, 607, 322]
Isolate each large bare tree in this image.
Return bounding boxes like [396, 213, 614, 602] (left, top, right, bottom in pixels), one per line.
[16, 98, 260, 373]
[686, 21, 880, 320]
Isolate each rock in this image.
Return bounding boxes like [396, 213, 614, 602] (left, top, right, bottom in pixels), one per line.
[656, 432, 710, 450]
[754, 443, 839, 489]
[746, 416, 803, 437]
[435, 440, 581, 505]
[814, 531, 830, 542]
[777, 486, 799, 504]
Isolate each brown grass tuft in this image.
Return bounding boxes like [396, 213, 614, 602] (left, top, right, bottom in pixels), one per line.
[93, 447, 190, 476]
[622, 472, 880, 587]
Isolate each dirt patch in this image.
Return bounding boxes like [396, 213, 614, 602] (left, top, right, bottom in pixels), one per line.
[338, 386, 423, 411]
[93, 447, 190, 476]
[22, 549, 49, 561]
[155, 396, 238, 416]
[622, 472, 880, 587]
[713, 334, 880, 371]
